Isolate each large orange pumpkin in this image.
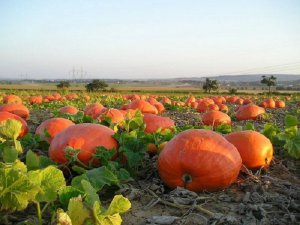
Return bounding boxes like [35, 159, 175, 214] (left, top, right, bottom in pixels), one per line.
[225, 131, 273, 169]
[157, 129, 242, 192]
[143, 113, 175, 133]
[0, 104, 30, 120]
[49, 123, 118, 165]
[201, 111, 231, 127]
[236, 104, 265, 121]
[36, 118, 75, 143]
[0, 112, 28, 137]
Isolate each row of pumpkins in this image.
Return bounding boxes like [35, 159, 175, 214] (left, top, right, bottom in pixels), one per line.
[0, 94, 277, 192]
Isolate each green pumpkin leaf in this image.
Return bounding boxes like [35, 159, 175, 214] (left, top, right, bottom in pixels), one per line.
[26, 150, 40, 170]
[2, 145, 18, 163]
[0, 119, 22, 140]
[0, 160, 39, 211]
[29, 166, 66, 202]
[59, 186, 83, 210]
[67, 196, 91, 225]
[284, 115, 298, 128]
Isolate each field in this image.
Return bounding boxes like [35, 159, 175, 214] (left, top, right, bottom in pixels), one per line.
[0, 89, 299, 225]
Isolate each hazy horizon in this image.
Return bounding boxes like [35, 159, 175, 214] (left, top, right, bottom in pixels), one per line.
[1, 0, 300, 79]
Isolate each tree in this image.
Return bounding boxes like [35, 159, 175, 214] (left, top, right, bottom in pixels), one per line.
[202, 78, 219, 93]
[57, 81, 70, 89]
[85, 79, 108, 92]
[261, 75, 276, 94]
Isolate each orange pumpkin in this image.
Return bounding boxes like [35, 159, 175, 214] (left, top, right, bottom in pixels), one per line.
[84, 103, 105, 119]
[226, 96, 239, 103]
[201, 111, 231, 127]
[65, 93, 79, 100]
[185, 96, 196, 106]
[59, 106, 79, 115]
[154, 102, 166, 114]
[0, 112, 28, 137]
[236, 104, 265, 121]
[29, 96, 43, 105]
[158, 129, 242, 192]
[235, 98, 244, 105]
[3, 95, 22, 104]
[217, 103, 229, 113]
[275, 100, 285, 108]
[260, 98, 275, 108]
[160, 97, 172, 105]
[143, 113, 175, 133]
[36, 118, 75, 143]
[208, 104, 219, 111]
[225, 131, 273, 169]
[128, 100, 158, 114]
[99, 108, 124, 124]
[49, 123, 118, 165]
[196, 101, 210, 112]
[0, 104, 29, 120]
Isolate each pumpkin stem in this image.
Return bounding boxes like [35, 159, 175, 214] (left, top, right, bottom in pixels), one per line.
[182, 173, 192, 188]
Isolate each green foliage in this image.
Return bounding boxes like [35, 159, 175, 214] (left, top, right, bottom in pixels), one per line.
[28, 166, 66, 203]
[0, 161, 39, 211]
[261, 75, 276, 94]
[0, 119, 23, 162]
[114, 130, 148, 171]
[202, 78, 219, 93]
[0, 119, 22, 140]
[277, 115, 300, 159]
[228, 88, 237, 94]
[57, 194, 131, 225]
[86, 80, 108, 92]
[57, 81, 71, 89]
[262, 123, 281, 145]
[26, 150, 55, 170]
[215, 123, 232, 134]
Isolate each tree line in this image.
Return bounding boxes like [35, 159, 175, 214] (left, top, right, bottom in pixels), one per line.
[57, 75, 277, 93]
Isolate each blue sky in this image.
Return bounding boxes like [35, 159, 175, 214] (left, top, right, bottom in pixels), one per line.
[0, 0, 299, 79]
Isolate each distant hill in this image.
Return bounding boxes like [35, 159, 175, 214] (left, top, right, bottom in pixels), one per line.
[167, 74, 300, 83]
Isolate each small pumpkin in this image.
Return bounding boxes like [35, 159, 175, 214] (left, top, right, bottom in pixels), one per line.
[143, 113, 175, 133]
[84, 103, 105, 119]
[36, 118, 75, 143]
[236, 104, 265, 121]
[29, 96, 43, 105]
[158, 129, 242, 192]
[275, 100, 285, 108]
[225, 131, 273, 169]
[59, 106, 79, 115]
[99, 108, 124, 124]
[128, 100, 158, 114]
[201, 111, 231, 127]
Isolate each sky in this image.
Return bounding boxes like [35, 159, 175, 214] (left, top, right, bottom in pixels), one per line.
[0, 0, 300, 79]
